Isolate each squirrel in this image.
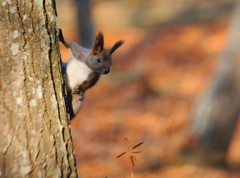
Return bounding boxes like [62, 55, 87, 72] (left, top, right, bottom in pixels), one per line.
[59, 29, 124, 119]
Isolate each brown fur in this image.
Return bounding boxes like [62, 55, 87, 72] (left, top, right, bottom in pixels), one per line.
[110, 40, 124, 54]
[92, 32, 104, 55]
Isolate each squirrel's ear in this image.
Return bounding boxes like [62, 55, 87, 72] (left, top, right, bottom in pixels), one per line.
[92, 32, 104, 55]
[110, 40, 124, 55]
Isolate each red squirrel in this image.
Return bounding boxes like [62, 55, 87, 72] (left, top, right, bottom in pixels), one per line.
[59, 29, 124, 119]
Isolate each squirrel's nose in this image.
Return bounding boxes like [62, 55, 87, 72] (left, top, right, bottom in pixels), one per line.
[104, 69, 110, 74]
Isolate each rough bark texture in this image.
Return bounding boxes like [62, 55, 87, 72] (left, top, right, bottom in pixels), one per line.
[0, 0, 77, 177]
[192, 0, 240, 164]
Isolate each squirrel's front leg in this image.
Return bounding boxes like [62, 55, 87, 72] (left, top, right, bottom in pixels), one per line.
[71, 85, 82, 95]
[71, 81, 88, 95]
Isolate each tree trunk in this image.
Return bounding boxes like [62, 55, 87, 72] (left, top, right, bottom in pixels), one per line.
[0, 0, 77, 177]
[192, 0, 240, 165]
[74, 0, 94, 48]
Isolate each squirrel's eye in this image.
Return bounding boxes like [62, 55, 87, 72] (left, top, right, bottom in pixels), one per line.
[97, 58, 101, 63]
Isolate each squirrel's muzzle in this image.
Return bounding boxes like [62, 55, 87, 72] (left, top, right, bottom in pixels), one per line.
[104, 68, 110, 74]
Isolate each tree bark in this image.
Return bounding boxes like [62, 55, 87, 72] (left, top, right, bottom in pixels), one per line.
[0, 0, 77, 177]
[192, 0, 240, 165]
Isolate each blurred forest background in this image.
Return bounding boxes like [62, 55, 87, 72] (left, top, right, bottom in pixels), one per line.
[56, 0, 240, 177]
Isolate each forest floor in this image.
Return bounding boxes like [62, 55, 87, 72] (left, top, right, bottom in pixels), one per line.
[57, 0, 240, 177]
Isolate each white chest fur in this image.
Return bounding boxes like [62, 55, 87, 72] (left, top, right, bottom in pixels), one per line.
[66, 58, 93, 90]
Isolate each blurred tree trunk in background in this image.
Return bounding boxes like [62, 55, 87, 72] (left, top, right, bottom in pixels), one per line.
[74, 0, 94, 48]
[0, 0, 77, 177]
[192, 0, 240, 165]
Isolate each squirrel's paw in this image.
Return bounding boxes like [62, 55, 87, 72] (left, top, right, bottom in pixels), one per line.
[71, 86, 82, 95]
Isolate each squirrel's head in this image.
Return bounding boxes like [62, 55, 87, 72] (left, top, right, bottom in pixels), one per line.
[87, 32, 124, 75]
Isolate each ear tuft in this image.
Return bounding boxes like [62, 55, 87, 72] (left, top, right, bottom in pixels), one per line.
[110, 40, 124, 54]
[92, 32, 104, 55]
